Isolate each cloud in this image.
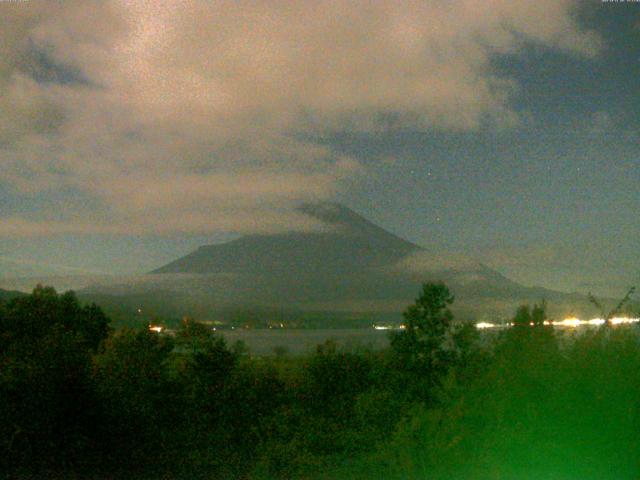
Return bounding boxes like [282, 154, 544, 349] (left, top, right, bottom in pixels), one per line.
[477, 244, 638, 297]
[0, 218, 119, 237]
[0, 0, 601, 236]
[0, 254, 103, 276]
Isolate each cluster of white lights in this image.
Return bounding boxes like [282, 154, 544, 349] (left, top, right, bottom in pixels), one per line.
[475, 317, 640, 329]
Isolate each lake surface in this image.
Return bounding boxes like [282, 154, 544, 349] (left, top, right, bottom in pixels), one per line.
[213, 322, 640, 355]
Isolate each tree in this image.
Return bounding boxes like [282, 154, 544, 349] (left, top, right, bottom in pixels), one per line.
[502, 301, 558, 365]
[588, 286, 636, 326]
[510, 301, 549, 329]
[531, 300, 547, 326]
[303, 340, 372, 417]
[390, 282, 455, 389]
[0, 285, 110, 352]
[450, 320, 480, 368]
[91, 328, 179, 474]
[176, 316, 214, 354]
[512, 305, 532, 327]
[180, 334, 281, 478]
[0, 286, 111, 475]
[186, 335, 238, 394]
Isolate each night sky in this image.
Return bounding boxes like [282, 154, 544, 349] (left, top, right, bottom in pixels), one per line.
[0, 1, 638, 296]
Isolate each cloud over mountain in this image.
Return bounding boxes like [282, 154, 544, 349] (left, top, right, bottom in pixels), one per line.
[0, 0, 600, 236]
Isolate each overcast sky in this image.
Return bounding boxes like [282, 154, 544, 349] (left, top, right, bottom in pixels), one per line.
[0, 1, 638, 296]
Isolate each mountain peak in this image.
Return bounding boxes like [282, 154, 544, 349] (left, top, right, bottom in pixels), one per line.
[152, 202, 421, 274]
[297, 201, 420, 247]
[297, 201, 360, 224]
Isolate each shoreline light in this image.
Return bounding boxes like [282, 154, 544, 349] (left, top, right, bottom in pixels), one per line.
[473, 317, 640, 329]
[476, 322, 499, 329]
[373, 324, 406, 330]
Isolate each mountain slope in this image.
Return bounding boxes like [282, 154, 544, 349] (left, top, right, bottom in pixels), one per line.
[152, 202, 422, 275]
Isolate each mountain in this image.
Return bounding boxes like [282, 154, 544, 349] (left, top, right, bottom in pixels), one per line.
[138, 202, 592, 322]
[152, 202, 421, 275]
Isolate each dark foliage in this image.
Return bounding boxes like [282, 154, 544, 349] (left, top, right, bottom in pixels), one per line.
[0, 286, 111, 475]
[2, 283, 640, 479]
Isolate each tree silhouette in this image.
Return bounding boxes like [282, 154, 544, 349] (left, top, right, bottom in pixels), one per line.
[588, 286, 636, 325]
[390, 282, 455, 392]
[531, 300, 547, 326]
[512, 305, 532, 327]
[0, 286, 111, 475]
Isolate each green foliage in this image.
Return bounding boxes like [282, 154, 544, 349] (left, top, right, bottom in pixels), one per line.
[91, 327, 183, 476]
[326, 324, 640, 480]
[303, 340, 373, 415]
[92, 328, 176, 419]
[5, 282, 640, 479]
[178, 332, 284, 478]
[503, 302, 557, 362]
[0, 285, 110, 351]
[391, 282, 454, 374]
[388, 282, 478, 403]
[0, 286, 111, 475]
[450, 320, 481, 367]
[252, 341, 372, 478]
[513, 304, 532, 326]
